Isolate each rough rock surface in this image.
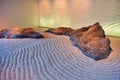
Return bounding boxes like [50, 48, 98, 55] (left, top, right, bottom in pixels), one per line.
[45, 27, 75, 36]
[70, 22, 112, 60]
[0, 29, 9, 38]
[45, 23, 112, 60]
[0, 28, 44, 39]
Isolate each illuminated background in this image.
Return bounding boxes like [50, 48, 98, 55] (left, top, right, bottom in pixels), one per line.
[0, 0, 120, 37]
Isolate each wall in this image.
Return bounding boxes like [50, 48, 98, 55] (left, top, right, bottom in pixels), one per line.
[0, 0, 38, 28]
[0, 0, 120, 37]
[39, 0, 120, 37]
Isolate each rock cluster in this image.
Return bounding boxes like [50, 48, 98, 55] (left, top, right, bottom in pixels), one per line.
[45, 23, 112, 60]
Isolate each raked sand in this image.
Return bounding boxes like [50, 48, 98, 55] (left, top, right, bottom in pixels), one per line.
[0, 35, 120, 80]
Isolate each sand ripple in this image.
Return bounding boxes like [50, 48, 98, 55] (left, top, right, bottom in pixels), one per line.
[0, 36, 120, 80]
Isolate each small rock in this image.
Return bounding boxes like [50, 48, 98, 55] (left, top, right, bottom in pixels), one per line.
[0, 28, 44, 39]
[45, 27, 75, 36]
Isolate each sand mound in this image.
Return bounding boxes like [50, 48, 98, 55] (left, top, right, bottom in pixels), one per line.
[0, 36, 120, 80]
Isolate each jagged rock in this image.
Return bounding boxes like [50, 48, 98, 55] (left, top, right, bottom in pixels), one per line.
[70, 22, 112, 60]
[45, 27, 75, 36]
[45, 23, 112, 60]
[0, 29, 9, 38]
[0, 28, 44, 39]
[84, 37, 112, 60]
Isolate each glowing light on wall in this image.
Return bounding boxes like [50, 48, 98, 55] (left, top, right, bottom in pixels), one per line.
[103, 22, 120, 37]
[69, 0, 90, 27]
[38, 0, 120, 37]
[0, 0, 120, 37]
[39, 0, 71, 28]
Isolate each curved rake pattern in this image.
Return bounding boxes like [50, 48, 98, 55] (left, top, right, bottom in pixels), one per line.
[0, 36, 120, 80]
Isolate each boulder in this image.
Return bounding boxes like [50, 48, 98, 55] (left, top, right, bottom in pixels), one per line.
[84, 37, 112, 60]
[44, 23, 112, 60]
[70, 22, 112, 60]
[0, 28, 44, 39]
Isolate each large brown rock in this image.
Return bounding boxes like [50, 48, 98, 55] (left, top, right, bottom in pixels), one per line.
[70, 22, 112, 60]
[0, 28, 44, 39]
[45, 23, 112, 60]
[45, 27, 75, 36]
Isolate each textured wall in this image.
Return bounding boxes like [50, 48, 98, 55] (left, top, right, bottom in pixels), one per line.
[0, 0, 38, 28]
[39, 0, 120, 37]
[0, 0, 120, 37]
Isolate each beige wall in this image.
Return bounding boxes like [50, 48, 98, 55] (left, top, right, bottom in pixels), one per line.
[0, 0, 120, 37]
[39, 0, 120, 37]
[0, 0, 38, 28]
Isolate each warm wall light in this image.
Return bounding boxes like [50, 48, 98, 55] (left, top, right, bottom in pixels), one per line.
[38, 0, 71, 28]
[37, 0, 52, 28]
[69, 0, 90, 26]
[37, 0, 90, 28]
[37, 0, 120, 37]
[37, 0, 40, 27]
